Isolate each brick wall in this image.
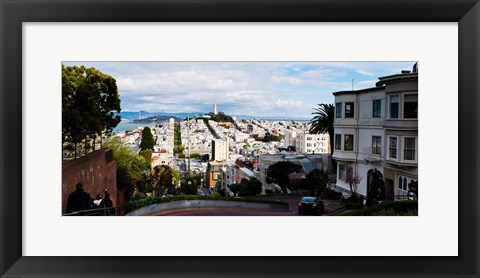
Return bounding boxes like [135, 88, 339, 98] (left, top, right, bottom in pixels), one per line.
[62, 149, 117, 214]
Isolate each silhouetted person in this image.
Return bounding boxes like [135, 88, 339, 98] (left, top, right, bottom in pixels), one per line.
[375, 187, 386, 202]
[101, 191, 113, 215]
[66, 182, 92, 213]
[92, 193, 104, 209]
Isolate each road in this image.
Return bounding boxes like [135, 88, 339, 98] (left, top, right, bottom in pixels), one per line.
[157, 196, 342, 216]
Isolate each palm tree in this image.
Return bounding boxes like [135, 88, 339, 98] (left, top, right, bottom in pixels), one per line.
[309, 103, 335, 165]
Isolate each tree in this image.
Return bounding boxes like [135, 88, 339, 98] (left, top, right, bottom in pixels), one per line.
[309, 103, 335, 159]
[229, 184, 241, 196]
[139, 150, 152, 170]
[239, 177, 263, 197]
[62, 64, 121, 158]
[303, 169, 328, 195]
[173, 145, 185, 155]
[181, 177, 197, 195]
[207, 111, 234, 122]
[174, 123, 182, 145]
[267, 161, 302, 192]
[140, 126, 155, 151]
[346, 170, 362, 202]
[148, 165, 180, 196]
[103, 138, 146, 199]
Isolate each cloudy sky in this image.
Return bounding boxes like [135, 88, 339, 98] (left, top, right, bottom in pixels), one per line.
[63, 61, 415, 120]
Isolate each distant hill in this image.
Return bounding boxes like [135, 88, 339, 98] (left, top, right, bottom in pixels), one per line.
[119, 111, 203, 120]
[131, 115, 183, 123]
[119, 111, 309, 122]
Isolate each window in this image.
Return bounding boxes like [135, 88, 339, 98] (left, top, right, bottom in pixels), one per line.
[389, 137, 398, 159]
[335, 103, 342, 118]
[344, 134, 354, 151]
[345, 102, 354, 118]
[339, 165, 346, 180]
[398, 176, 407, 195]
[404, 94, 418, 118]
[373, 99, 381, 117]
[389, 95, 399, 118]
[339, 164, 353, 181]
[335, 134, 342, 150]
[404, 137, 416, 160]
[372, 136, 382, 155]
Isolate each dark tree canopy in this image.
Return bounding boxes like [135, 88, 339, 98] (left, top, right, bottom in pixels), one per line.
[267, 161, 302, 191]
[181, 177, 198, 195]
[140, 127, 155, 151]
[303, 168, 328, 194]
[62, 64, 121, 152]
[207, 111, 234, 122]
[239, 177, 263, 197]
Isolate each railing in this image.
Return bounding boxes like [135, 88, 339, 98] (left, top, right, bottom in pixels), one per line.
[62, 206, 126, 216]
[385, 193, 417, 201]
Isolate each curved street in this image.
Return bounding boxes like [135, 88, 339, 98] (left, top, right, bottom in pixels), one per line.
[155, 196, 343, 216]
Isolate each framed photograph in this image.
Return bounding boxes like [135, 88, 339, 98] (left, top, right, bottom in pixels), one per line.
[1, 0, 479, 277]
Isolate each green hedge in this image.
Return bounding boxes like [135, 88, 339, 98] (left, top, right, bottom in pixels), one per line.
[126, 194, 288, 213]
[339, 200, 418, 216]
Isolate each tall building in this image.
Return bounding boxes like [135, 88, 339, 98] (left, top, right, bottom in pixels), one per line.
[213, 103, 217, 115]
[211, 138, 229, 161]
[332, 66, 418, 201]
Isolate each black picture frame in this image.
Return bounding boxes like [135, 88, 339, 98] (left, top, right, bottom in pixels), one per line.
[1, 0, 479, 277]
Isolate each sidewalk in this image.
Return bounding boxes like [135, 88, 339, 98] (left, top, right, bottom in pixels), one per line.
[323, 199, 346, 216]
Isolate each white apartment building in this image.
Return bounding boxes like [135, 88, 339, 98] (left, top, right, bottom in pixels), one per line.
[296, 132, 330, 154]
[285, 130, 330, 154]
[211, 138, 230, 161]
[332, 67, 418, 200]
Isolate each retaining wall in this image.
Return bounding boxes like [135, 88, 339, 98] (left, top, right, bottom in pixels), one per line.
[62, 149, 117, 213]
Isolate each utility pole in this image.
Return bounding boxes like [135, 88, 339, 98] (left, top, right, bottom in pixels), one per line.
[187, 117, 190, 177]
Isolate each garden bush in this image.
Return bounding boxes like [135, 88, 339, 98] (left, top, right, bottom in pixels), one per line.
[340, 200, 418, 216]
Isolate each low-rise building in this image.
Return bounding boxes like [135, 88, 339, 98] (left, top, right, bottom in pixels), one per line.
[332, 65, 418, 201]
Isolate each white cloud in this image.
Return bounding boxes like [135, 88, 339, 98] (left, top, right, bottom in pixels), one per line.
[64, 61, 414, 119]
[271, 76, 303, 86]
[356, 70, 374, 77]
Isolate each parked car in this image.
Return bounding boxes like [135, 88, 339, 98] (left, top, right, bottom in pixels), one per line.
[298, 196, 324, 215]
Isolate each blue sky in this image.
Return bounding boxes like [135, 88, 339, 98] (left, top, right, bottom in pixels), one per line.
[63, 61, 415, 120]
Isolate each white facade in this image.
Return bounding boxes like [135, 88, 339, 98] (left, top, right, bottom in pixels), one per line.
[284, 131, 297, 147]
[212, 138, 230, 161]
[332, 69, 418, 200]
[295, 132, 330, 154]
[152, 151, 171, 168]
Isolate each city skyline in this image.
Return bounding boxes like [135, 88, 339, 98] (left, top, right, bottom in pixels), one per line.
[63, 61, 415, 119]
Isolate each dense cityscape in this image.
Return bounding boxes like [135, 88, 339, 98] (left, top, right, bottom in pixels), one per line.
[62, 62, 418, 216]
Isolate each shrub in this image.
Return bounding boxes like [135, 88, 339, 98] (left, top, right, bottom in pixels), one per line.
[371, 208, 418, 216]
[342, 195, 364, 209]
[340, 200, 418, 216]
[217, 189, 226, 197]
